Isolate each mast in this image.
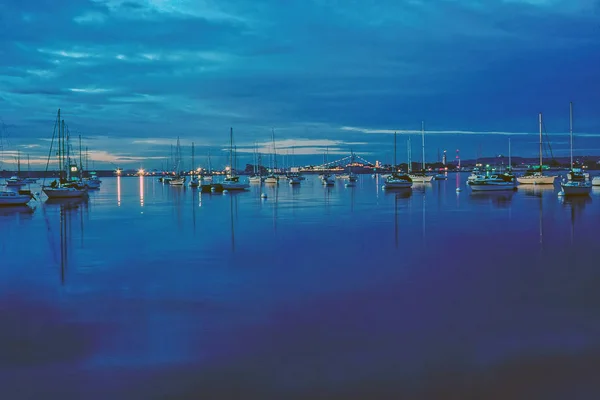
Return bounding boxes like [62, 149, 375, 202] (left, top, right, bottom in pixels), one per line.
[393, 131, 397, 172]
[79, 134, 83, 178]
[27, 154, 30, 177]
[569, 102, 573, 169]
[57, 110, 62, 180]
[85, 146, 89, 171]
[539, 112, 543, 172]
[421, 120, 425, 172]
[191, 142, 195, 175]
[229, 127, 233, 175]
[408, 137, 412, 173]
[508, 138, 512, 170]
[271, 128, 277, 172]
[17, 150, 21, 176]
[62, 119, 66, 180]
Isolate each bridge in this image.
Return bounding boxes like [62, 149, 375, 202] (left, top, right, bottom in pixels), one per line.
[308, 153, 377, 171]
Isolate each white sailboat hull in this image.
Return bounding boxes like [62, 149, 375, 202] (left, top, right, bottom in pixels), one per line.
[409, 175, 434, 183]
[249, 176, 262, 183]
[592, 177, 600, 186]
[43, 187, 88, 198]
[168, 177, 186, 186]
[516, 175, 557, 185]
[264, 177, 278, 184]
[561, 182, 592, 196]
[289, 177, 301, 185]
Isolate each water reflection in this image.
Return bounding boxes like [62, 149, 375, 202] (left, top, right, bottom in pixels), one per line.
[0, 205, 35, 217]
[44, 197, 88, 284]
[117, 175, 121, 206]
[469, 191, 515, 208]
[559, 195, 592, 244]
[139, 175, 144, 207]
[520, 185, 556, 198]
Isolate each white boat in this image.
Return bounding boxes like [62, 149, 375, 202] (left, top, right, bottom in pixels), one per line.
[23, 177, 38, 184]
[0, 190, 34, 205]
[409, 173, 434, 183]
[5, 176, 26, 187]
[434, 173, 447, 180]
[467, 174, 516, 191]
[201, 174, 213, 182]
[169, 176, 186, 185]
[592, 176, 600, 186]
[561, 175, 591, 196]
[289, 176, 301, 185]
[384, 132, 413, 190]
[220, 128, 249, 191]
[560, 103, 592, 197]
[264, 174, 278, 184]
[517, 113, 557, 185]
[249, 175, 263, 183]
[42, 109, 88, 200]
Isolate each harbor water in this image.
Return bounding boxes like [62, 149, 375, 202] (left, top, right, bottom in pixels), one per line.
[1, 173, 600, 399]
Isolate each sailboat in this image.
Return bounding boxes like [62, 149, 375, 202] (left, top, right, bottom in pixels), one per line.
[201, 150, 213, 181]
[189, 142, 199, 187]
[5, 150, 26, 187]
[409, 121, 434, 183]
[249, 143, 263, 183]
[42, 109, 88, 199]
[345, 150, 358, 186]
[383, 132, 413, 189]
[221, 128, 249, 191]
[168, 137, 186, 185]
[264, 129, 279, 184]
[517, 113, 557, 184]
[81, 146, 101, 189]
[22, 155, 38, 183]
[288, 147, 301, 185]
[320, 147, 335, 186]
[560, 102, 591, 196]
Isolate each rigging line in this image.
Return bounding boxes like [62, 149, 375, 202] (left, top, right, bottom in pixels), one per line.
[541, 119, 555, 161]
[42, 119, 59, 187]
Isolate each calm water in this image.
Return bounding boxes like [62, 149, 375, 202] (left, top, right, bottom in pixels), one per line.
[2, 174, 600, 399]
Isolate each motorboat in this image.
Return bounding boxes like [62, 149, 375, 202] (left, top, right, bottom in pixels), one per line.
[0, 190, 34, 206]
[467, 174, 516, 191]
[383, 173, 413, 189]
[560, 169, 591, 196]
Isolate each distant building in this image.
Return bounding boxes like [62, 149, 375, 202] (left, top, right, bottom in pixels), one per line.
[442, 150, 447, 166]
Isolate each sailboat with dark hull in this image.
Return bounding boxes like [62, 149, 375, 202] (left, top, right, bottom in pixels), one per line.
[384, 131, 413, 189]
[42, 109, 88, 199]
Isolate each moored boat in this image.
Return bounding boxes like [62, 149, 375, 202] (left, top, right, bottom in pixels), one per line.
[467, 174, 517, 191]
[559, 103, 591, 197]
[0, 190, 34, 206]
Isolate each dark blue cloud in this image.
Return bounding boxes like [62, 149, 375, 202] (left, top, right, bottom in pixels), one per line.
[1, 0, 599, 168]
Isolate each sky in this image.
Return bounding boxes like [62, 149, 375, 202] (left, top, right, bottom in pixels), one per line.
[1, 0, 600, 170]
